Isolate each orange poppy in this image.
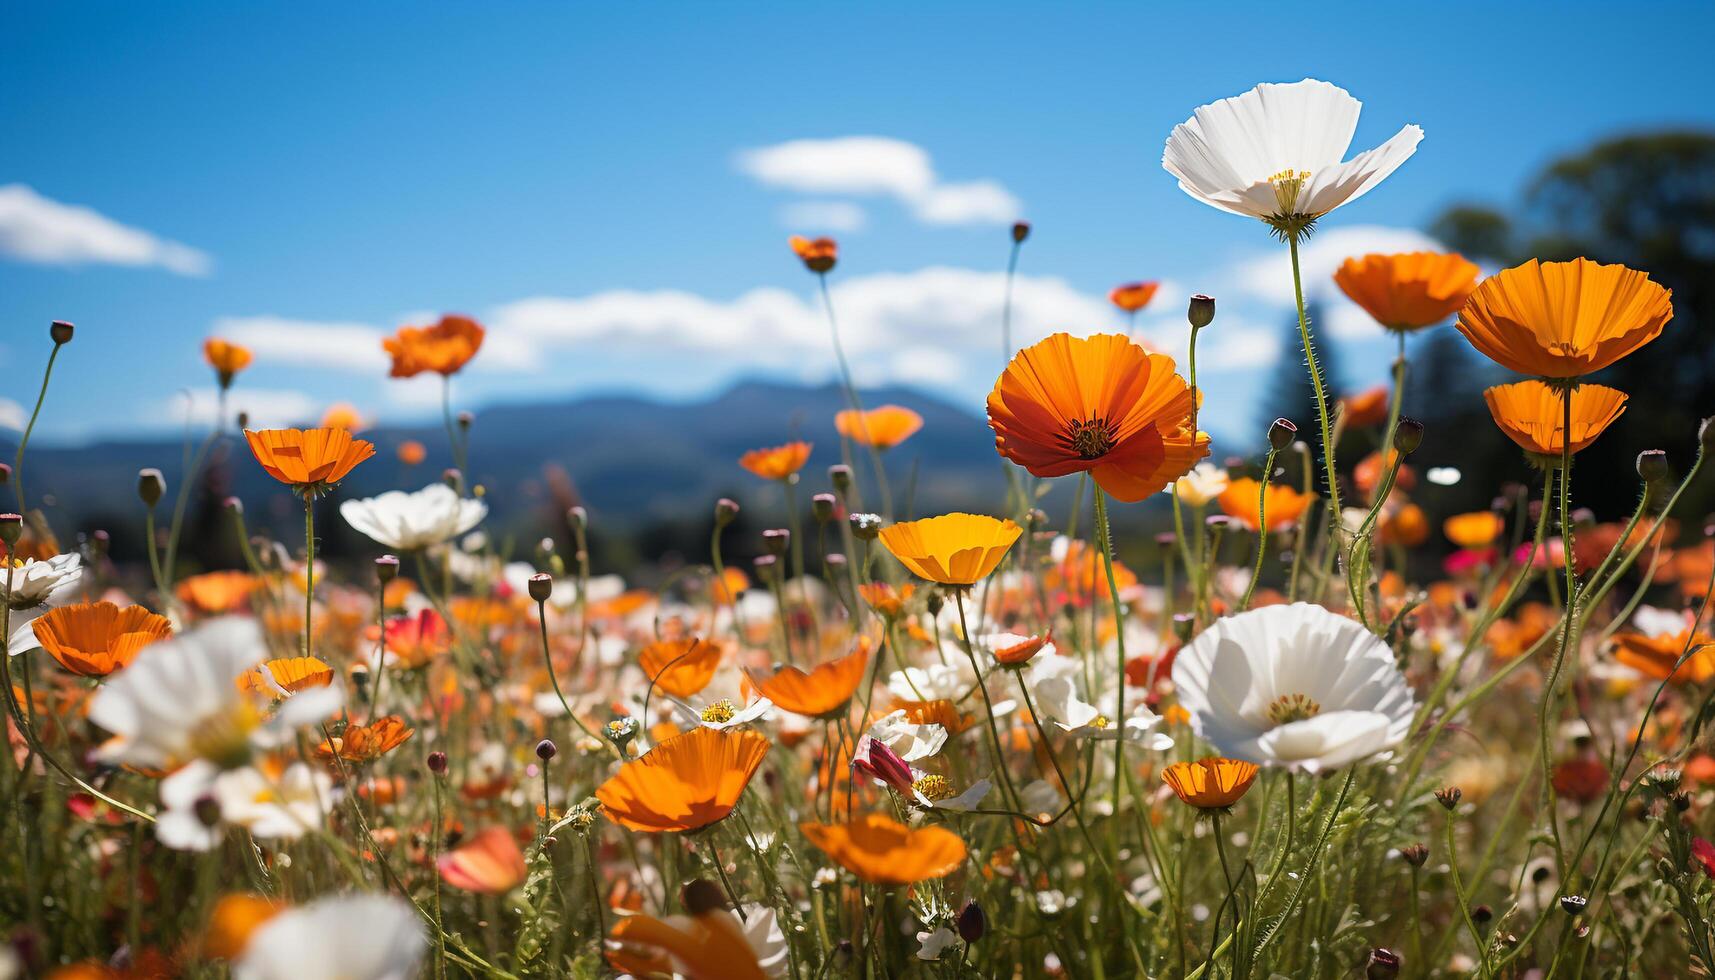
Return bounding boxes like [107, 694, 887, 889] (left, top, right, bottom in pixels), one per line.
[438, 826, 528, 894]
[1612, 629, 1715, 685]
[992, 632, 1050, 667]
[747, 644, 869, 719]
[858, 581, 914, 619]
[799, 812, 967, 885]
[1483, 381, 1627, 460]
[639, 637, 724, 699]
[1043, 539, 1137, 603]
[1455, 258, 1673, 379]
[383, 314, 485, 378]
[606, 908, 768, 980]
[32, 602, 173, 677]
[245, 427, 376, 496]
[1355, 449, 1415, 495]
[1379, 501, 1429, 547]
[383, 608, 450, 669]
[397, 439, 427, 466]
[1333, 252, 1481, 332]
[1161, 757, 1259, 810]
[239, 656, 334, 696]
[1489, 602, 1559, 659]
[738, 441, 812, 480]
[317, 716, 415, 763]
[835, 405, 924, 450]
[196, 893, 281, 961]
[1217, 478, 1315, 533]
[788, 235, 838, 273]
[1340, 386, 1391, 428]
[1444, 511, 1504, 549]
[176, 570, 259, 614]
[1109, 281, 1160, 313]
[988, 332, 1209, 502]
[596, 727, 770, 832]
[319, 403, 367, 432]
[202, 338, 253, 385]
[878, 513, 1020, 587]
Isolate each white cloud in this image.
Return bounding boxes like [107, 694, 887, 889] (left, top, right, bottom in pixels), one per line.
[0, 184, 212, 276]
[161, 386, 320, 429]
[0, 397, 26, 431]
[779, 200, 867, 233]
[213, 316, 391, 372]
[737, 137, 1022, 227]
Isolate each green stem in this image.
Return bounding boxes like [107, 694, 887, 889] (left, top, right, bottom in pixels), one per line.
[1241, 447, 1280, 610]
[1287, 233, 1342, 555]
[12, 339, 64, 514]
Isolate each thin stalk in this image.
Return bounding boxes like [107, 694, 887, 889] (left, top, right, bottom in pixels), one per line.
[11, 338, 65, 513]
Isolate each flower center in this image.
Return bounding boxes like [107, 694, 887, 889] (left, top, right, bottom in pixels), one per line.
[1066, 418, 1118, 460]
[1269, 169, 1312, 216]
[700, 699, 737, 724]
[1266, 693, 1322, 726]
[1088, 714, 1111, 730]
[912, 774, 953, 801]
[189, 701, 263, 769]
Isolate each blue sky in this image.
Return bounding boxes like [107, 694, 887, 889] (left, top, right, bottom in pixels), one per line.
[4, 2, 1713, 445]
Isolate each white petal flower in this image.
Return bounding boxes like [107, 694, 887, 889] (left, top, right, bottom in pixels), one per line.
[1172, 602, 1416, 772]
[1171, 462, 1230, 507]
[1163, 79, 1422, 231]
[339, 483, 487, 551]
[235, 894, 425, 980]
[916, 927, 960, 961]
[868, 709, 948, 762]
[4, 553, 84, 654]
[157, 759, 335, 850]
[669, 695, 773, 731]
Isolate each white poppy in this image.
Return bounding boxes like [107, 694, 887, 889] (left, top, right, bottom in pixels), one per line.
[157, 759, 334, 850]
[3, 553, 83, 654]
[235, 894, 425, 980]
[1163, 78, 1422, 233]
[339, 483, 487, 551]
[887, 660, 973, 703]
[1025, 655, 1172, 747]
[1171, 462, 1230, 507]
[1172, 602, 1416, 772]
[87, 617, 341, 770]
[867, 709, 948, 762]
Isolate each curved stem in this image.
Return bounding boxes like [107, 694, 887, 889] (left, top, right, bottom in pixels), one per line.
[1241, 447, 1280, 610]
[12, 340, 64, 514]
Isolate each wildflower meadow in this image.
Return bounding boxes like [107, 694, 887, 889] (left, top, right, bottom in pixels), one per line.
[7, 75, 1715, 979]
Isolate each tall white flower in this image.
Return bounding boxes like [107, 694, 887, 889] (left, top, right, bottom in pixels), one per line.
[3, 553, 83, 654]
[235, 894, 425, 980]
[1163, 79, 1421, 235]
[1172, 602, 1415, 772]
[339, 483, 487, 551]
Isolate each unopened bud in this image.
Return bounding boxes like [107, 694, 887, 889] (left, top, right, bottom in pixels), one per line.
[1701, 417, 1715, 455]
[137, 468, 166, 508]
[826, 553, 847, 571]
[568, 506, 587, 532]
[0, 463, 10, 487]
[828, 465, 853, 494]
[457, 411, 473, 431]
[1010, 221, 1031, 244]
[761, 528, 789, 557]
[236, 411, 249, 430]
[957, 899, 987, 942]
[753, 554, 780, 581]
[442, 468, 462, 490]
[535, 738, 557, 762]
[1187, 294, 1215, 329]
[0, 513, 21, 546]
[1637, 450, 1669, 483]
[375, 555, 400, 583]
[1366, 948, 1401, 979]
[528, 572, 553, 603]
[1472, 904, 1493, 924]
[426, 751, 448, 775]
[849, 513, 882, 541]
[715, 498, 740, 527]
[1173, 612, 1196, 642]
[683, 878, 730, 915]
[1435, 786, 1462, 810]
[1394, 417, 1424, 455]
[1268, 418, 1297, 453]
[811, 493, 836, 524]
[224, 496, 243, 515]
[49, 320, 74, 345]
[1399, 843, 1429, 867]
[925, 592, 944, 616]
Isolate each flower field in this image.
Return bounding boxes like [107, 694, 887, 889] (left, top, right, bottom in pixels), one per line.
[6, 77, 1715, 978]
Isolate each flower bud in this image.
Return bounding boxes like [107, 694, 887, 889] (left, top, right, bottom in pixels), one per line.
[1559, 895, 1587, 915]
[753, 554, 780, 582]
[528, 572, 554, 603]
[811, 493, 837, 524]
[0, 463, 10, 487]
[1393, 417, 1424, 455]
[925, 591, 944, 616]
[1365, 948, 1401, 979]
[137, 468, 166, 508]
[957, 899, 987, 942]
[535, 738, 557, 762]
[49, 320, 74, 344]
[1637, 450, 1669, 483]
[224, 496, 243, 515]
[236, 411, 250, 430]
[0, 513, 21, 546]
[375, 555, 400, 583]
[1173, 612, 1195, 642]
[568, 506, 588, 532]
[1187, 294, 1215, 329]
[1011, 221, 1030, 244]
[849, 513, 882, 541]
[457, 411, 473, 431]
[715, 498, 741, 527]
[426, 751, 448, 775]
[826, 553, 847, 571]
[828, 465, 853, 495]
[1027, 508, 1047, 530]
[1268, 418, 1297, 453]
[761, 528, 789, 557]
[1471, 904, 1492, 924]
[1702, 417, 1715, 455]
[1434, 786, 1462, 810]
[1399, 843, 1429, 867]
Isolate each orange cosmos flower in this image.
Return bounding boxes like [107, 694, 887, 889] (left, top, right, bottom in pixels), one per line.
[202, 338, 253, 386]
[317, 716, 414, 763]
[1455, 258, 1672, 379]
[739, 441, 812, 481]
[1444, 511, 1505, 549]
[397, 439, 427, 466]
[438, 826, 528, 894]
[383, 314, 485, 378]
[596, 727, 770, 832]
[858, 581, 914, 618]
[606, 906, 768, 980]
[245, 427, 376, 496]
[32, 602, 173, 677]
[988, 332, 1209, 502]
[1483, 381, 1627, 460]
[799, 812, 967, 886]
[835, 405, 924, 450]
[176, 570, 259, 614]
[239, 656, 334, 696]
[747, 644, 869, 718]
[1340, 386, 1391, 427]
[1109, 281, 1160, 313]
[878, 513, 1020, 587]
[319, 402, 367, 431]
[1162, 757, 1259, 810]
[1217, 478, 1315, 533]
[639, 637, 724, 699]
[788, 235, 838, 273]
[1333, 252, 1481, 332]
[1612, 629, 1715, 685]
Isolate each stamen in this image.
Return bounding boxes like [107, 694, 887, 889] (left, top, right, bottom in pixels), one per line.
[700, 699, 737, 724]
[1266, 693, 1322, 726]
[1065, 418, 1118, 460]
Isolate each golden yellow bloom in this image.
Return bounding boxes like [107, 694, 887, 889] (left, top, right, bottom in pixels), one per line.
[1444, 511, 1504, 549]
[202, 338, 253, 386]
[244, 427, 375, 496]
[1162, 757, 1259, 810]
[1455, 257, 1672, 379]
[878, 513, 1021, 587]
[1483, 380, 1627, 460]
[383, 314, 485, 378]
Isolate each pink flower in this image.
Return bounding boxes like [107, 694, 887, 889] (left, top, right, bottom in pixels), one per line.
[851, 735, 914, 794]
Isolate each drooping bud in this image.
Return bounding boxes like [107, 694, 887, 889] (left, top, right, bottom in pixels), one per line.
[715, 498, 741, 527]
[682, 878, 731, 916]
[528, 572, 554, 603]
[375, 555, 400, 583]
[0, 463, 10, 487]
[1187, 294, 1216, 329]
[137, 468, 166, 508]
[811, 493, 837, 524]
[568, 506, 588, 532]
[1637, 450, 1669, 483]
[49, 320, 74, 345]
[1268, 418, 1297, 453]
[442, 468, 462, 490]
[1471, 904, 1493, 924]
[235, 411, 250, 430]
[1393, 417, 1424, 455]
[1010, 221, 1030, 244]
[535, 738, 557, 762]
[457, 411, 473, 432]
[957, 899, 987, 942]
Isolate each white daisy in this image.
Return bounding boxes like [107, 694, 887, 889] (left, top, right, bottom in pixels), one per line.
[1172, 602, 1416, 772]
[1163, 78, 1422, 235]
[339, 483, 487, 552]
[3, 552, 83, 654]
[235, 894, 425, 980]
